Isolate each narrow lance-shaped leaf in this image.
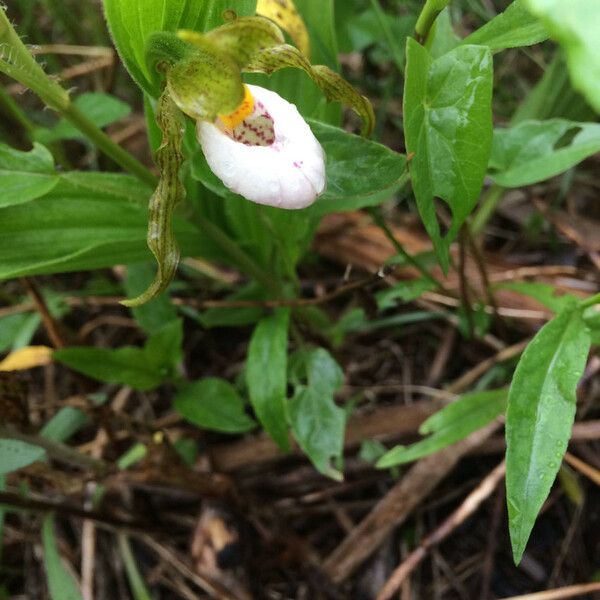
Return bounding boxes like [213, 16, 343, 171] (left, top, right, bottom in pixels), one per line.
[245, 43, 375, 136]
[506, 303, 591, 564]
[256, 0, 311, 57]
[122, 91, 184, 307]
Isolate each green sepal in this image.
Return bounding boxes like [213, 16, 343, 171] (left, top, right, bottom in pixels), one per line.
[122, 91, 185, 307]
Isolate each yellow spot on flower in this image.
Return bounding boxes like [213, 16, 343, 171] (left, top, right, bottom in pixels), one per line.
[218, 85, 255, 130]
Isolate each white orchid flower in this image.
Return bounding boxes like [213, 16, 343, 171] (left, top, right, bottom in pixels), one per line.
[197, 84, 326, 210]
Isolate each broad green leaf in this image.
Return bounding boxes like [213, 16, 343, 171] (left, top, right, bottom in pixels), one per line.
[377, 388, 507, 468]
[463, 0, 548, 51]
[102, 0, 257, 95]
[525, 0, 600, 114]
[0, 439, 45, 475]
[175, 378, 256, 433]
[192, 120, 408, 215]
[403, 39, 493, 271]
[125, 262, 179, 334]
[54, 320, 183, 391]
[506, 304, 591, 564]
[0, 175, 216, 281]
[54, 347, 165, 390]
[289, 348, 345, 480]
[489, 119, 600, 187]
[42, 514, 84, 600]
[0, 142, 58, 207]
[246, 308, 290, 450]
[34, 93, 131, 144]
[122, 92, 185, 307]
[0, 314, 39, 353]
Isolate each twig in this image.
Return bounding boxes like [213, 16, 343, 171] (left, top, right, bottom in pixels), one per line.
[375, 461, 506, 600]
[501, 582, 600, 600]
[322, 420, 501, 583]
[563, 452, 600, 486]
[21, 277, 66, 348]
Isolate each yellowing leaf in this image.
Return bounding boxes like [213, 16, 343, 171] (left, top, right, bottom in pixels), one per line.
[0, 346, 53, 371]
[256, 0, 311, 57]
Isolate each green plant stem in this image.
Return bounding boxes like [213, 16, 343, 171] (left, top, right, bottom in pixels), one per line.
[415, 0, 451, 42]
[368, 207, 450, 294]
[63, 103, 157, 187]
[580, 293, 600, 309]
[194, 215, 281, 295]
[0, 86, 35, 135]
[471, 183, 506, 236]
[369, 0, 406, 71]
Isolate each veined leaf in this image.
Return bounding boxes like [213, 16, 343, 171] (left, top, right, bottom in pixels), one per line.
[246, 309, 290, 450]
[175, 378, 256, 433]
[463, 0, 548, 51]
[489, 119, 600, 187]
[54, 320, 182, 391]
[0, 142, 59, 208]
[289, 348, 345, 480]
[404, 39, 493, 271]
[0, 174, 216, 281]
[377, 388, 507, 468]
[102, 0, 258, 95]
[506, 304, 591, 564]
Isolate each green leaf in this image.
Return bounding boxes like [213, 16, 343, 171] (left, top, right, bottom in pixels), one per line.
[463, 0, 548, 51]
[0, 174, 216, 281]
[175, 378, 256, 433]
[246, 308, 291, 450]
[377, 388, 507, 468]
[34, 93, 131, 144]
[289, 348, 345, 480]
[403, 39, 493, 271]
[0, 439, 45, 475]
[0, 313, 39, 353]
[0, 142, 59, 207]
[122, 92, 185, 307]
[525, 0, 600, 114]
[54, 320, 183, 391]
[42, 514, 84, 600]
[102, 0, 257, 95]
[489, 119, 600, 187]
[506, 304, 591, 564]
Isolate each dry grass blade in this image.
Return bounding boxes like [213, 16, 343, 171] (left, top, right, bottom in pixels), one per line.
[375, 461, 506, 600]
[322, 420, 502, 583]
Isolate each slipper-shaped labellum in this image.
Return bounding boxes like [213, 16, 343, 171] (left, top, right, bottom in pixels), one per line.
[197, 84, 326, 209]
